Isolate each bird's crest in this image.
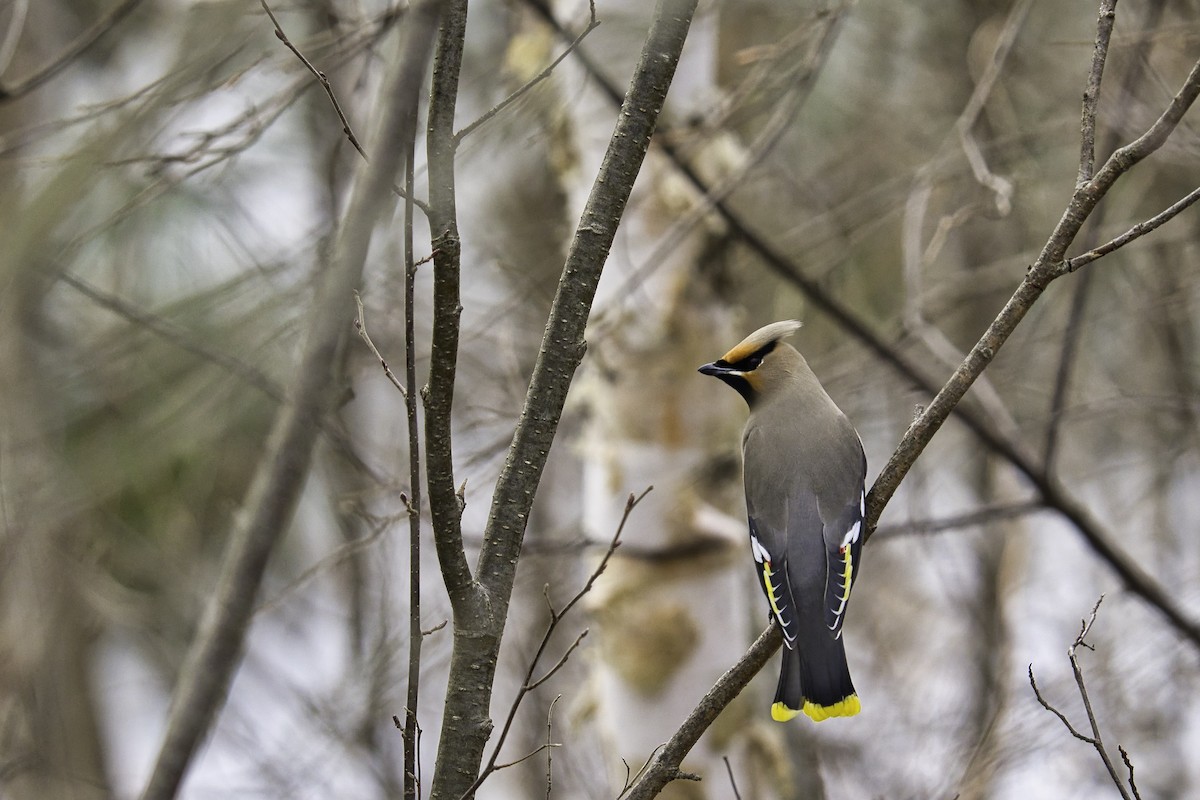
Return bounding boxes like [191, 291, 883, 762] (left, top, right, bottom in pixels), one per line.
[721, 320, 802, 363]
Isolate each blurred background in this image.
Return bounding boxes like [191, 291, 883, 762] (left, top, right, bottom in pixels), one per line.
[2, 0, 1199, 798]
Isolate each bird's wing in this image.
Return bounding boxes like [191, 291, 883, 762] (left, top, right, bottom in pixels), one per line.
[823, 486, 865, 638]
[747, 517, 799, 648]
[748, 485, 826, 650]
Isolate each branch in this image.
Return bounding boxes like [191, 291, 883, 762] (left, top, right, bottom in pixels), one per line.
[401, 63, 426, 800]
[1029, 597, 1139, 800]
[1078, 0, 1118, 185]
[465, 489, 650, 800]
[454, 1, 600, 143]
[354, 292, 408, 398]
[0, 0, 145, 101]
[722, 757, 743, 800]
[1045, 0, 1165, 480]
[871, 500, 1043, 539]
[259, 0, 367, 157]
[622, 624, 782, 800]
[864, 47, 1200, 650]
[136, 5, 443, 798]
[424, 0, 475, 607]
[1059, 184, 1200, 273]
[427, 2, 698, 797]
[260, 0, 430, 213]
[544, 696, 559, 800]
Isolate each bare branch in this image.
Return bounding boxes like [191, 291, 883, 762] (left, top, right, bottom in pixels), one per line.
[1028, 665, 1094, 744]
[465, 489, 651, 800]
[401, 82, 426, 800]
[1029, 598, 1138, 800]
[526, 629, 589, 692]
[259, 0, 431, 214]
[354, 292, 408, 398]
[1120, 746, 1143, 800]
[722, 757, 743, 800]
[424, 0, 475, 609]
[0, 0, 146, 101]
[455, 2, 600, 143]
[953, 0, 1032, 215]
[259, 0, 367, 157]
[1060, 184, 1200, 273]
[1085, 55, 1200, 195]
[1079, 0, 1119, 184]
[492, 743, 561, 772]
[622, 624, 782, 800]
[544, 695, 560, 800]
[871, 500, 1043, 539]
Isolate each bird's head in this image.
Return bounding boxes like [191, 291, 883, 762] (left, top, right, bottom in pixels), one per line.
[698, 320, 803, 406]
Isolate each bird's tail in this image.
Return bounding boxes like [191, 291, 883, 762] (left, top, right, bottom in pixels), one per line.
[772, 637, 860, 722]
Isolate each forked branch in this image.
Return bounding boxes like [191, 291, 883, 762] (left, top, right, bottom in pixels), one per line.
[1028, 597, 1142, 800]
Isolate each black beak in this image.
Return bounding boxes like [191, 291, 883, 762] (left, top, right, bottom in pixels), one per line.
[698, 361, 731, 377]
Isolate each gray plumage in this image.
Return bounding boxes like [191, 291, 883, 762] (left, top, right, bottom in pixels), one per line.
[700, 320, 866, 721]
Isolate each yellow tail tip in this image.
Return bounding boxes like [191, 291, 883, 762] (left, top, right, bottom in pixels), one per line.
[772, 695, 861, 722]
[771, 702, 801, 722]
[803, 694, 861, 721]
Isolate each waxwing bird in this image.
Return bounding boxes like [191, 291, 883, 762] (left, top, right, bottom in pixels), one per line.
[699, 320, 866, 722]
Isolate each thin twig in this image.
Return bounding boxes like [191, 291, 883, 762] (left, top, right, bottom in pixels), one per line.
[0, 0, 146, 101]
[259, 0, 367, 158]
[544, 695, 560, 800]
[722, 756, 742, 800]
[617, 745, 667, 799]
[259, 0, 431, 214]
[1028, 665, 1094, 742]
[492, 742, 561, 771]
[622, 624, 782, 800]
[1061, 184, 1200, 273]
[1079, 0, 1119, 185]
[1119, 746, 1143, 800]
[461, 488, 653, 800]
[1029, 597, 1138, 800]
[455, 0, 599, 143]
[526, 629, 589, 691]
[871, 500, 1043, 539]
[60, 271, 284, 402]
[401, 72, 425, 800]
[354, 292, 408, 398]
[255, 517, 394, 615]
[59, 270, 385, 484]
[422, 619, 448, 636]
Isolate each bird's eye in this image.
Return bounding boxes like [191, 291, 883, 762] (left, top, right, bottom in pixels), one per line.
[732, 352, 764, 372]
